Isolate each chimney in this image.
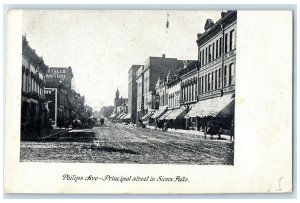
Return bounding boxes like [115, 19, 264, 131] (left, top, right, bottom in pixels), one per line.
[221, 11, 227, 18]
[162, 54, 166, 58]
[197, 33, 202, 40]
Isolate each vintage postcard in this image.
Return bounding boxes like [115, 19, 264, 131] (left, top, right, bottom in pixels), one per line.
[4, 9, 293, 194]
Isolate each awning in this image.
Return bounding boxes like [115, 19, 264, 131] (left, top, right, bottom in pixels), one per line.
[30, 98, 38, 104]
[124, 114, 131, 119]
[151, 106, 168, 118]
[142, 111, 154, 120]
[112, 113, 119, 119]
[120, 114, 127, 120]
[22, 97, 31, 103]
[165, 106, 188, 120]
[116, 113, 125, 119]
[185, 94, 235, 118]
[159, 110, 173, 120]
[216, 98, 235, 117]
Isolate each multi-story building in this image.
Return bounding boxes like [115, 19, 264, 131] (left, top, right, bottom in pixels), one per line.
[186, 10, 236, 137]
[178, 60, 199, 106]
[128, 65, 140, 123]
[136, 55, 183, 121]
[45, 67, 74, 127]
[154, 76, 168, 108]
[21, 35, 49, 140]
[136, 65, 144, 121]
[197, 11, 236, 101]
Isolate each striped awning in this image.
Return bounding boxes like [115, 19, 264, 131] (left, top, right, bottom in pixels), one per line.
[151, 106, 168, 118]
[142, 111, 154, 120]
[165, 106, 187, 120]
[124, 114, 131, 119]
[185, 94, 235, 118]
[120, 114, 127, 120]
[159, 110, 173, 120]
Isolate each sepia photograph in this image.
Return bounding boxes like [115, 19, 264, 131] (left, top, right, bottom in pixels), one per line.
[20, 10, 236, 165]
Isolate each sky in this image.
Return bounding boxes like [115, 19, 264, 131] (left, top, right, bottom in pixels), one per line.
[22, 10, 222, 111]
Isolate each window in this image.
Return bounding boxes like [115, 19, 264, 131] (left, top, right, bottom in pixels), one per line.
[215, 70, 218, 89]
[202, 50, 204, 66]
[191, 84, 194, 101]
[195, 83, 197, 98]
[205, 75, 207, 92]
[216, 40, 219, 58]
[202, 76, 204, 93]
[229, 63, 235, 85]
[225, 34, 228, 53]
[199, 51, 201, 65]
[218, 69, 221, 88]
[224, 66, 228, 86]
[205, 47, 208, 64]
[189, 85, 191, 101]
[230, 29, 235, 51]
[211, 72, 214, 90]
[208, 73, 211, 91]
[209, 45, 212, 62]
[199, 77, 201, 94]
[219, 38, 222, 56]
[212, 43, 215, 61]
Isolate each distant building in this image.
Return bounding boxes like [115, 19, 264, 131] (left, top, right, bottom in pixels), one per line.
[21, 35, 49, 140]
[128, 65, 141, 123]
[136, 55, 183, 120]
[178, 60, 199, 107]
[114, 88, 128, 114]
[45, 67, 74, 127]
[136, 65, 144, 120]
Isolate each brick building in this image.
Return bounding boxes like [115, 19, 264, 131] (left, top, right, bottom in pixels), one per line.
[45, 67, 74, 127]
[127, 65, 140, 123]
[186, 10, 236, 138]
[21, 35, 49, 140]
[136, 55, 182, 121]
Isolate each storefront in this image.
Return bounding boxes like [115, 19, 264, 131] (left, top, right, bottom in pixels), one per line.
[185, 94, 235, 137]
[150, 105, 168, 126]
[165, 106, 188, 129]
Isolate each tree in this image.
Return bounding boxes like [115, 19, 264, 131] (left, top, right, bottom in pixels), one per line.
[100, 106, 114, 118]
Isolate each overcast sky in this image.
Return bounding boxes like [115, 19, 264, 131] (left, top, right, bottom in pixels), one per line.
[22, 10, 222, 111]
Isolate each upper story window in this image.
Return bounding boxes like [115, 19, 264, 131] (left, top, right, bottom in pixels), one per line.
[212, 43, 215, 61]
[202, 50, 204, 66]
[207, 73, 211, 91]
[225, 33, 228, 53]
[230, 29, 235, 51]
[216, 39, 219, 58]
[208, 45, 212, 62]
[224, 66, 228, 87]
[229, 63, 235, 85]
[205, 47, 208, 64]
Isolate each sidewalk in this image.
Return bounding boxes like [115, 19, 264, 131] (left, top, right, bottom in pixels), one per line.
[41, 127, 72, 139]
[145, 125, 233, 141]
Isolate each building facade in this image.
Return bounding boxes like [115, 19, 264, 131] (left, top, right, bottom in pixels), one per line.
[136, 65, 144, 120]
[128, 65, 140, 123]
[185, 10, 236, 136]
[21, 35, 49, 140]
[114, 89, 128, 115]
[136, 55, 183, 120]
[45, 67, 74, 127]
[197, 11, 236, 101]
